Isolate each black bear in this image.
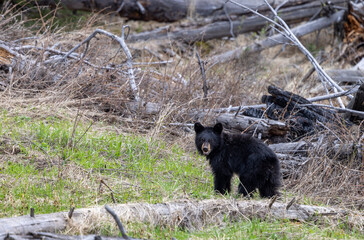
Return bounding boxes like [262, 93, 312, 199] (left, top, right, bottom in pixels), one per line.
[194, 122, 281, 198]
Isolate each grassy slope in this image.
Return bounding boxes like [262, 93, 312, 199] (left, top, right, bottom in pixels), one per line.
[0, 107, 362, 239]
[0, 108, 212, 216]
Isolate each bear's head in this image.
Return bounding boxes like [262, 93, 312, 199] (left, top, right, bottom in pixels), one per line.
[194, 122, 223, 156]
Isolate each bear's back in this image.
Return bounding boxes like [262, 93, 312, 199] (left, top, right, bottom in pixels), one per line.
[223, 133, 277, 161]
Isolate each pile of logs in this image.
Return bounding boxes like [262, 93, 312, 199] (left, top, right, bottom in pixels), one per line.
[242, 85, 340, 140]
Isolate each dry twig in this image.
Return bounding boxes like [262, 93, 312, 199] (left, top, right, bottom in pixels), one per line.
[58, 28, 140, 102]
[196, 51, 208, 99]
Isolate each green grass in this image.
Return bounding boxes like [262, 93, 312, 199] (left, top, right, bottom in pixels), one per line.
[9, 0, 91, 32]
[0, 109, 361, 239]
[0, 109, 213, 218]
[116, 218, 363, 240]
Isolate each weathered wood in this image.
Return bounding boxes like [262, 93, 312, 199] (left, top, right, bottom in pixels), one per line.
[276, 154, 310, 178]
[125, 102, 288, 137]
[269, 141, 311, 177]
[0, 199, 362, 235]
[250, 85, 342, 140]
[129, 1, 346, 42]
[325, 69, 364, 84]
[43, 0, 319, 22]
[270, 141, 362, 161]
[345, 83, 364, 122]
[265, 85, 338, 123]
[0, 232, 141, 240]
[270, 140, 362, 177]
[271, 142, 308, 175]
[269, 141, 309, 155]
[262, 84, 351, 137]
[191, 111, 288, 138]
[213, 88, 358, 115]
[210, 9, 346, 63]
[0, 212, 67, 234]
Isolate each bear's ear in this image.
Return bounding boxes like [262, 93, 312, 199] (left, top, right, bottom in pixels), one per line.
[194, 122, 205, 133]
[213, 123, 223, 134]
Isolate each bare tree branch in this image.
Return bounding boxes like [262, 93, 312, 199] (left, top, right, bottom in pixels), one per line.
[55, 28, 140, 102]
[226, 0, 351, 106]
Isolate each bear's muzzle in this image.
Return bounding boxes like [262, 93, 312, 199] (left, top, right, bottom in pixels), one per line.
[201, 142, 211, 155]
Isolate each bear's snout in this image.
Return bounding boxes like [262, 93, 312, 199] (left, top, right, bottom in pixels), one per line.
[201, 142, 211, 155]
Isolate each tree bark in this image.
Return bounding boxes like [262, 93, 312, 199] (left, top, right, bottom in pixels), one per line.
[210, 10, 346, 63]
[190, 111, 288, 138]
[128, 1, 346, 42]
[0, 233, 137, 240]
[324, 69, 364, 84]
[49, 0, 320, 22]
[0, 199, 361, 234]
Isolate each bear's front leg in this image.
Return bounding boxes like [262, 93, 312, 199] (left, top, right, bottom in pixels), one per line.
[213, 171, 233, 194]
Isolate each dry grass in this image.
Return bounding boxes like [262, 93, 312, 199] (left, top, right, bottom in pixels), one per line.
[287, 123, 363, 209]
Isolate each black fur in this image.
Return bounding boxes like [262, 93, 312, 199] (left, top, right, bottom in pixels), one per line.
[194, 122, 281, 198]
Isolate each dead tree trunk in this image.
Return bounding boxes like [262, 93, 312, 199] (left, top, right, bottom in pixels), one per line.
[0, 233, 136, 240]
[0, 199, 362, 234]
[128, 0, 347, 42]
[325, 69, 364, 84]
[190, 111, 288, 138]
[242, 85, 343, 139]
[210, 9, 346, 63]
[43, 0, 323, 22]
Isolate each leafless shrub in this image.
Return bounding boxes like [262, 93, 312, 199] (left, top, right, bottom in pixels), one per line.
[287, 123, 363, 209]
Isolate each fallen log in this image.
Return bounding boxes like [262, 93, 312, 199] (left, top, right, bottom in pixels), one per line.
[42, 0, 318, 22]
[128, 1, 346, 43]
[270, 141, 310, 178]
[190, 111, 288, 138]
[0, 212, 67, 235]
[242, 85, 343, 138]
[324, 69, 364, 84]
[270, 140, 362, 177]
[126, 101, 288, 138]
[270, 140, 362, 162]
[269, 141, 309, 155]
[0, 232, 134, 240]
[212, 87, 358, 114]
[264, 85, 338, 122]
[210, 9, 346, 63]
[47, 0, 274, 22]
[0, 199, 362, 234]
